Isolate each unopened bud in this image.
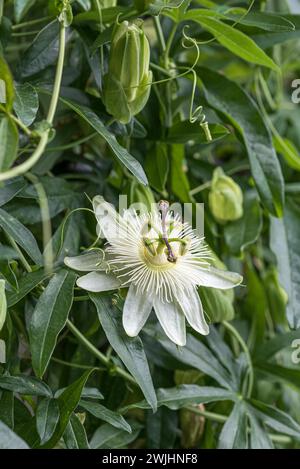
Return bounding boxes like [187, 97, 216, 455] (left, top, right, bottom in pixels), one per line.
[103, 21, 152, 124]
[209, 167, 243, 223]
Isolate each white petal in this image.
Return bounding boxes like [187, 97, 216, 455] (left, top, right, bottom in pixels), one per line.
[123, 284, 153, 337]
[176, 287, 209, 335]
[93, 196, 125, 244]
[153, 297, 186, 346]
[64, 251, 107, 271]
[197, 267, 243, 290]
[76, 272, 121, 292]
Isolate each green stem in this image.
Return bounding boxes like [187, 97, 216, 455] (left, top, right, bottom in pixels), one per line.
[66, 319, 137, 386]
[21, 132, 98, 153]
[186, 406, 293, 444]
[223, 321, 254, 399]
[189, 181, 211, 196]
[164, 23, 177, 62]
[73, 295, 90, 302]
[51, 356, 104, 371]
[9, 113, 32, 136]
[5, 233, 32, 273]
[153, 16, 166, 52]
[186, 406, 226, 423]
[0, 20, 66, 182]
[12, 16, 52, 30]
[12, 30, 40, 37]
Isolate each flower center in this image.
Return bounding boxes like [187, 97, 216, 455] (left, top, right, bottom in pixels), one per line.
[141, 237, 189, 271]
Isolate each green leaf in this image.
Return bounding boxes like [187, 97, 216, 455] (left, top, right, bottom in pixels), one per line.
[0, 420, 29, 449]
[0, 375, 52, 397]
[218, 402, 248, 449]
[255, 363, 300, 391]
[246, 405, 273, 449]
[198, 67, 284, 217]
[0, 117, 19, 171]
[41, 370, 94, 448]
[227, 11, 296, 32]
[170, 144, 191, 202]
[36, 398, 60, 445]
[145, 143, 169, 194]
[0, 279, 6, 331]
[6, 268, 52, 307]
[59, 98, 148, 185]
[166, 122, 229, 144]
[20, 21, 60, 78]
[90, 421, 142, 449]
[0, 178, 26, 207]
[249, 399, 300, 439]
[254, 329, 300, 363]
[157, 331, 234, 390]
[73, 6, 132, 26]
[273, 134, 300, 172]
[89, 294, 157, 411]
[0, 55, 14, 110]
[79, 400, 132, 433]
[123, 385, 237, 411]
[185, 11, 279, 71]
[14, 0, 35, 23]
[0, 208, 43, 265]
[63, 413, 89, 449]
[13, 82, 39, 127]
[243, 264, 267, 347]
[146, 406, 177, 449]
[224, 193, 263, 255]
[29, 269, 76, 378]
[246, 15, 300, 49]
[0, 390, 14, 428]
[270, 198, 300, 328]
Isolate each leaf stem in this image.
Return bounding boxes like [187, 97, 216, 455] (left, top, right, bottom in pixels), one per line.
[5, 233, 32, 273]
[66, 319, 137, 386]
[223, 321, 254, 399]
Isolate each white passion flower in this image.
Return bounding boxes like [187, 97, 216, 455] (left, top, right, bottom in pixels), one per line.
[64, 196, 243, 346]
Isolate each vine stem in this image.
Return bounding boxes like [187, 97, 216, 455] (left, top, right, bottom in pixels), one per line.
[223, 321, 254, 399]
[12, 16, 52, 30]
[0, 20, 66, 182]
[153, 15, 166, 52]
[66, 319, 137, 386]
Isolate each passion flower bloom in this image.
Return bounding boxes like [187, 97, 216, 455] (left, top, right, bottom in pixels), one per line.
[64, 197, 242, 346]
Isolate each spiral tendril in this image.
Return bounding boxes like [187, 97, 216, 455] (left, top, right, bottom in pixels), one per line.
[181, 26, 212, 142]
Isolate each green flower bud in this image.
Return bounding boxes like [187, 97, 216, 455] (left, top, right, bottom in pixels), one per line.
[103, 21, 153, 124]
[209, 167, 243, 223]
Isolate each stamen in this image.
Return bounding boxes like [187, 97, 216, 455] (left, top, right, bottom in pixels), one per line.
[158, 200, 177, 263]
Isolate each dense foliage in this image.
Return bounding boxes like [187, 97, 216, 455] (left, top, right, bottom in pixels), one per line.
[1, 0, 300, 449]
